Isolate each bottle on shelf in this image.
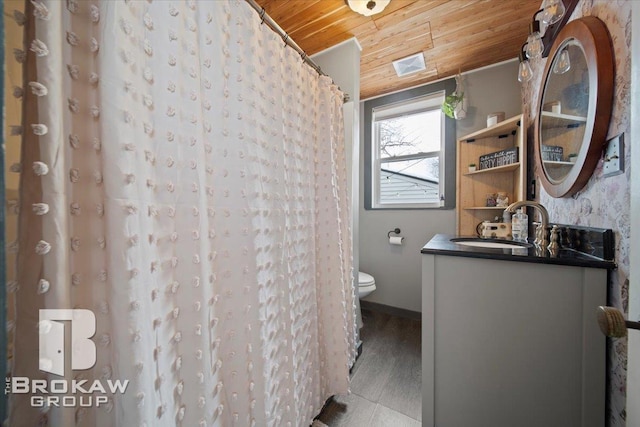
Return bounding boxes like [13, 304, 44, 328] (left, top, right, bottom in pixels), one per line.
[512, 208, 529, 242]
[503, 209, 512, 224]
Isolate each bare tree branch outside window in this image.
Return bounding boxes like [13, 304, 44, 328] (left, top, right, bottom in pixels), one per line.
[378, 114, 440, 181]
[379, 119, 420, 158]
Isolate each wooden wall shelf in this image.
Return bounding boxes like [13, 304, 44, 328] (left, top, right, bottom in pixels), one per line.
[461, 115, 521, 142]
[456, 114, 526, 235]
[543, 160, 575, 168]
[463, 206, 510, 211]
[465, 163, 520, 176]
[540, 111, 587, 130]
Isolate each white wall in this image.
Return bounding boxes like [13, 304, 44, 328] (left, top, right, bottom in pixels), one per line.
[359, 60, 521, 312]
[454, 60, 522, 140]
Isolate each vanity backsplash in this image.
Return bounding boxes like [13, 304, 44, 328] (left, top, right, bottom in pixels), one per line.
[550, 223, 614, 261]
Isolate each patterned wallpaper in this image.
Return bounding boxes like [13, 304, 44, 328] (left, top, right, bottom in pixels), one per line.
[521, 1, 631, 425]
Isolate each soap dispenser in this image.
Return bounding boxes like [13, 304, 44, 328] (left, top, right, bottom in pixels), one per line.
[512, 208, 528, 242]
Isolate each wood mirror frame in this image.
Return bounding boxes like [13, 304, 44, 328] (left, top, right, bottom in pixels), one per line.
[534, 16, 614, 198]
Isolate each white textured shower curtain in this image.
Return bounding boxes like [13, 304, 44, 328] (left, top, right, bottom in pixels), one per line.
[11, 1, 356, 426]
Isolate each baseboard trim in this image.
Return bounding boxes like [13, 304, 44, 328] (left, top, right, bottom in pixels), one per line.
[360, 300, 421, 321]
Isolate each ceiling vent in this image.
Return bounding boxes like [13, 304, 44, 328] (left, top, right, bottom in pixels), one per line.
[392, 53, 426, 77]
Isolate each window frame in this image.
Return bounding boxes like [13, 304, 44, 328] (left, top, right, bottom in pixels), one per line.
[364, 78, 457, 210]
[372, 97, 444, 208]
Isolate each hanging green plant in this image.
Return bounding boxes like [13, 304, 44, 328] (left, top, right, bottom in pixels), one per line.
[442, 92, 464, 119]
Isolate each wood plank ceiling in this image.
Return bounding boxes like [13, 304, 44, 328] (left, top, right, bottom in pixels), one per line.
[254, 0, 542, 99]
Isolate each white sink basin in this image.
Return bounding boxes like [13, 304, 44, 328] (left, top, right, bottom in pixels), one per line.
[450, 238, 532, 249]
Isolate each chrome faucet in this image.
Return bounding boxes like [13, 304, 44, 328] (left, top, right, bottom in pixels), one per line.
[504, 201, 550, 248]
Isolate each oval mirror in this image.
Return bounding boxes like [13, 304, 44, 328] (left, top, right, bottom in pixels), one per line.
[534, 17, 614, 198]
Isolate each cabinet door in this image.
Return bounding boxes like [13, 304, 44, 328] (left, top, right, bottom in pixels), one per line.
[425, 256, 605, 427]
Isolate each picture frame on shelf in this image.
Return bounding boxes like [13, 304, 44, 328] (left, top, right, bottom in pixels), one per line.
[478, 147, 519, 170]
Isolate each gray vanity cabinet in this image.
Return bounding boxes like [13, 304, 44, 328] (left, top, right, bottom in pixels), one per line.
[422, 254, 606, 427]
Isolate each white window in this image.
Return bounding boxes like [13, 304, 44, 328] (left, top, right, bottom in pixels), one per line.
[371, 92, 445, 208]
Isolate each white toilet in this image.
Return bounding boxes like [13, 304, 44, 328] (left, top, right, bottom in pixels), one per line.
[358, 271, 376, 298]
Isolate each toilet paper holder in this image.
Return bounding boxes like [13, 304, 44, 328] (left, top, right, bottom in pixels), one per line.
[387, 228, 401, 238]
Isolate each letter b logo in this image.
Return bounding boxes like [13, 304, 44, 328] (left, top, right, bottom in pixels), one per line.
[38, 309, 96, 376]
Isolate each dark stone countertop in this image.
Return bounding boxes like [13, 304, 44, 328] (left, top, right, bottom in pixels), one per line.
[421, 233, 616, 270]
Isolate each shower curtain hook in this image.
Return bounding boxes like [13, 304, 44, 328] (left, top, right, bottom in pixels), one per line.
[259, 7, 266, 24]
[283, 34, 289, 47]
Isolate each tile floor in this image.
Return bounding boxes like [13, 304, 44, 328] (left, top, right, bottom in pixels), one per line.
[316, 308, 422, 426]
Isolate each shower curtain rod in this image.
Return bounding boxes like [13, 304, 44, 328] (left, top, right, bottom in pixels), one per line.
[243, 0, 350, 102]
